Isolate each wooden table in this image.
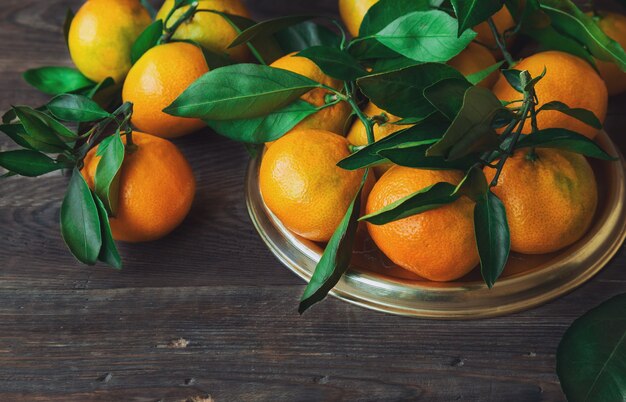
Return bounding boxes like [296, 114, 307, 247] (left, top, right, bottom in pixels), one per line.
[1, 1, 625, 400]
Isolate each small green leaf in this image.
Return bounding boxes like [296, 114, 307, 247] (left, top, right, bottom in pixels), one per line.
[297, 46, 367, 81]
[229, 15, 316, 48]
[538, 101, 602, 129]
[516, 128, 617, 160]
[164, 64, 321, 120]
[451, 0, 505, 36]
[47, 94, 112, 122]
[205, 100, 318, 144]
[299, 173, 368, 313]
[93, 194, 122, 269]
[368, 56, 421, 73]
[0, 150, 69, 177]
[423, 78, 472, 120]
[427, 86, 505, 160]
[60, 168, 102, 265]
[357, 63, 466, 118]
[131, 19, 164, 64]
[23, 67, 94, 95]
[372, 10, 476, 62]
[466, 61, 504, 85]
[275, 21, 341, 53]
[557, 293, 626, 402]
[94, 132, 125, 216]
[360, 182, 458, 225]
[453, 165, 488, 202]
[338, 113, 449, 170]
[63, 8, 74, 50]
[501, 69, 524, 93]
[474, 191, 510, 288]
[12, 106, 71, 152]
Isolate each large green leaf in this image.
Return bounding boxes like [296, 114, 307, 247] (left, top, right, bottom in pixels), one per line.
[229, 15, 316, 48]
[515, 128, 616, 160]
[23, 67, 94, 95]
[12, 107, 71, 153]
[205, 100, 318, 143]
[538, 101, 602, 129]
[60, 169, 102, 265]
[131, 19, 164, 64]
[275, 21, 341, 53]
[0, 150, 69, 177]
[360, 182, 458, 225]
[427, 86, 505, 160]
[377, 143, 477, 170]
[297, 46, 367, 81]
[93, 194, 122, 269]
[164, 64, 321, 120]
[0, 124, 34, 150]
[474, 190, 510, 288]
[94, 132, 125, 216]
[423, 78, 472, 120]
[299, 173, 368, 313]
[357, 63, 465, 118]
[372, 10, 476, 62]
[47, 94, 112, 122]
[557, 293, 626, 402]
[451, 0, 505, 35]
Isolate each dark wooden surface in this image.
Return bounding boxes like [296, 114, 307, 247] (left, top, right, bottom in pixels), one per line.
[1, 1, 625, 401]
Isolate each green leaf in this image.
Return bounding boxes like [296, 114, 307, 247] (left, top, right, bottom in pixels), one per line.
[93, 194, 122, 269]
[297, 46, 367, 81]
[377, 143, 477, 170]
[516, 128, 617, 160]
[94, 132, 125, 216]
[60, 168, 102, 265]
[0, 150, 69, 177]
[338, 113, 449, 170]
[372, 10, 476, 62]
[540, 0, 626, 70]
[452, 165, 488, 202]
[229, 15, 316, 48]
[359, 0, 436, 36]
[466, 61, 504, 85]
[63, 8, 74, 50]
[164, 64, 321, 120]
[360, 182, 458, 225]
[423, 78, 472, 120]
[427, 86, 505, 160]
[23, 67, 95, 95]
[557, 293, 626, 402]
[368, 56, 421, 73]
[357, 63, 466, 118]
[2, 108, 16, 124]
[205, 100, 318, 144]
[299, 173, 368, 313]
[131, 19, 164, 64]
[501, 68, 524, 93]
[451, 0, 504, 35]
[47, 94, 112, 122]
[474, 191, 510, 288]
[538, 101, 602, 129]
[0, 123, 35, 150]
[12, 106, 71, 152]
[275, 21, 341, 53]
[140, 0, 157, 19]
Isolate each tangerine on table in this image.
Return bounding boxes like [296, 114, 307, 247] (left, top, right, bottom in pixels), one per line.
[122, 42, 210, 139]
[269, 53, 352, 137]
[259, 129, 369, 243]
[156, 0, 251, 61]
[68, 0, 151, 84]
[366, 166, 479, 282]
[82, 132, 196, 243]
[484, 149, 598, 254]
[492, 51, 608, 139]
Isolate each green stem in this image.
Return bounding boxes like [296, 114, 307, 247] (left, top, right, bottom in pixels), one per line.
[160, 2, 199, 44]
[487, 17, 515, 67]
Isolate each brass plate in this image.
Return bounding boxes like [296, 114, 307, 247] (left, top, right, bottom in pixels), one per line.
[245, 131, 626, 318]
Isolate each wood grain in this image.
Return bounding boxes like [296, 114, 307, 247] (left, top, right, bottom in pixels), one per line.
[0, 0, 624, 401]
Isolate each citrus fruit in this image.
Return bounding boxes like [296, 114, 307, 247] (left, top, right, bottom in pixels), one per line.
[448, 42, 499, 88]
[473, 6, 516, 54]
[259, 129, 368, 243]
[122, 42, 209, 139]
[68, 0, 151, 84]
[346, 102, 405, 175]
[156, 0, 251, 61]
[492, 51, 608, 139]
[594, 11, 626, 95]
[339, 0, 379, 37]
[82, 132, 196, 243]
[484, 149, 597, 254]
[366, 166, 479, 281]
[269, 53, 352, 136]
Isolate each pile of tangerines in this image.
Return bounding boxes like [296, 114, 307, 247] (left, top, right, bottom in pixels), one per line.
[1, 0, 625, 310]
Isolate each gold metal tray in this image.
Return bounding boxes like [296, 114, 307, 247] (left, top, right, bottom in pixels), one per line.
[245, 131, 626, 318]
